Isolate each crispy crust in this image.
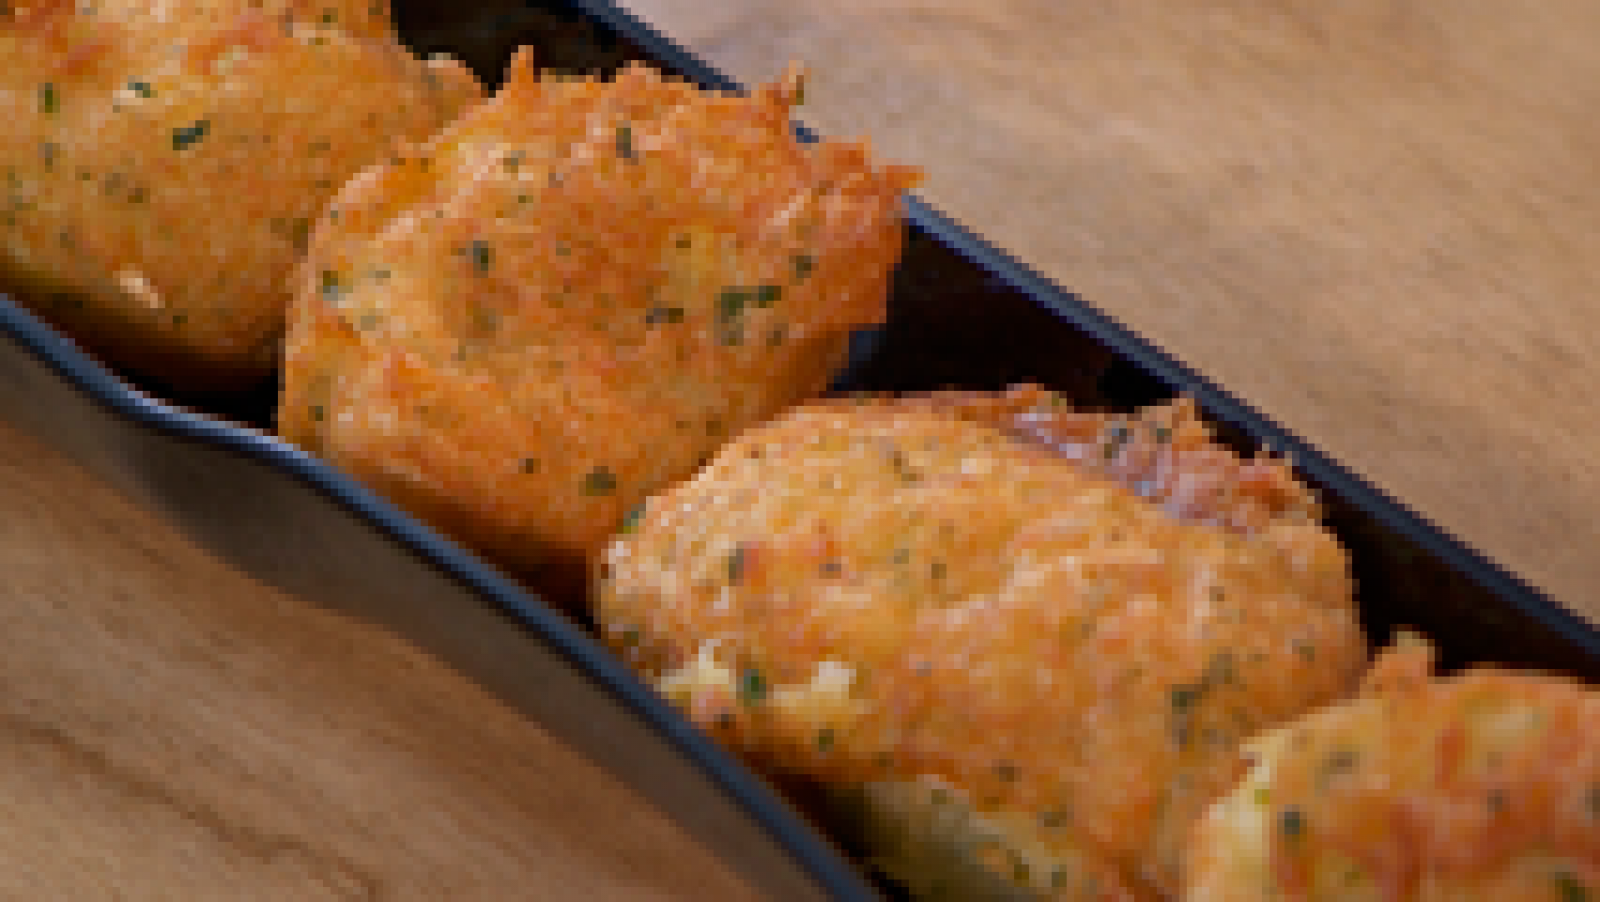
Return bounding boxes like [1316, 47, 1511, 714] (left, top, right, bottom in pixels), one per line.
[0, 2, 481, 389]
[1188, 636, 1600, 902]
[596, 388, 1367, 899]
[277, 51, 921, 604]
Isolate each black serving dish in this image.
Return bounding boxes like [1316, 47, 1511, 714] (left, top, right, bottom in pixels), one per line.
[3, 2, 1599, 900]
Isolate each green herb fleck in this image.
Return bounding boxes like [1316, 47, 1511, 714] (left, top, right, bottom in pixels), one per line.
[1295, 640, 1317, 663]
[468, 240, 493, 274]
[727, 544, 749, 584]
[310, 404, 325, 422]
[1253, 786, 1271, 806]
[172, 120, 210, 151]
[1103, 422, 1132, 460]
[320, 7, 335, 22]
[737, 667, 766, 705]
[1556, 873, 1590, 902]
[319, 270, 344, 303]
[716, 287, 751, 323]
[616, 123, 634, 160]
[1278, 807, 1306, 842]
[128, 80, 154, 98]
[815, 727, 835, 752]
[619, 504, 645, 534]
[645, 305, 684, 326]
[39, 83, 58, 116]
[582, 466, 616, 496]
[1153, 423, 1173, 443]
[1012, 860, 1029, 885]
[620, 626, 641, 647]
[754, 284, 781, 307]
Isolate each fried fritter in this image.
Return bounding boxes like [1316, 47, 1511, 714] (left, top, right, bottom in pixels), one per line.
[595, 387, 1368, 900]
[0, 0, 481, 389]
[1188, 634, 1600, 902]
[277, 51, 920, 603]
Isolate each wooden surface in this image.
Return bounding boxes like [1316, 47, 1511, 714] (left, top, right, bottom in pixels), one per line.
[3, 1, 1600, 897]
[0, 417, 757, 900]
[625, 0, 1600, 617]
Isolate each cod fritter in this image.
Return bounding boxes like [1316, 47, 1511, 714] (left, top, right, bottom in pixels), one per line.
[1188, 635, 1600, 902]
[278, 51, 920, 603]
[595, 387, 1368, 900]
[0, 0, 481, 389]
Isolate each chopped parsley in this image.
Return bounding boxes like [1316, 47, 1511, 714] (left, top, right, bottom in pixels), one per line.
[736, 667, 766, 705]
[1103, 422, 1132, 460]
[318, 270, 344, 303]
[716, 287, 750, 323]
[39, 83, 58, 116]
[582, 466, 617, 496]
[1278, 807, 1306, 843]
[815, 727, 835, 752]
[727, 544, 749, 584]
[171, 120, 210, 151]
[310, 404, 325, 422]
[644, 305, 684, 326]
[127, 80, 154, 98]
[754, 284, 781, 307]
[468, 239, 493, 274]
[619, 504, 645, 534]
[615, 123, 634, 160]
[1557, 873, 1590, 902]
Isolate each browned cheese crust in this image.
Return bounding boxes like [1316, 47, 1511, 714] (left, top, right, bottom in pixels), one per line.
[0, 0, 482, 389]
[277, 50, 921, 603]
[596, 386, 1367, 899]
[1188, 635, 1600, 902]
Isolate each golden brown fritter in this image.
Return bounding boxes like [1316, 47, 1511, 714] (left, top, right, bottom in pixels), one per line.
[0, 0, 481, 389]
[277, 51, 920, 603]
[1187, 635, 1600, 902]
[595, 387, 1367, 900]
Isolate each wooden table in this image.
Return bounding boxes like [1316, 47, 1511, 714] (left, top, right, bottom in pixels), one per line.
[3, 0, 1598, 897]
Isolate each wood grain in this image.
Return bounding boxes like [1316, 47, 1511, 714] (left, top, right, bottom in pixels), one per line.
[0, 416, 758, 900]
[623, 0, 1600, 618]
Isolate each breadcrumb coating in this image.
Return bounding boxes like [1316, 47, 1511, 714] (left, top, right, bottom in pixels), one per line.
[0, 0, 481, 388]
[277, 51, 920, 603]
[1188, 634, 1600, 902]
[596, 388, 1366, 899]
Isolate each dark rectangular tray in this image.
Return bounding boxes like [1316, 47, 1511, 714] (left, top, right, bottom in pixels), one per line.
[2, 1, 1598, 899]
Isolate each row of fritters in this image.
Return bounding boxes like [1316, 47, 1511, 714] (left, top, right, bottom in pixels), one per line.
[2, 2, 919, 600]
[7, 7, 1596, 900]
[596, 386, 1600, 902]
